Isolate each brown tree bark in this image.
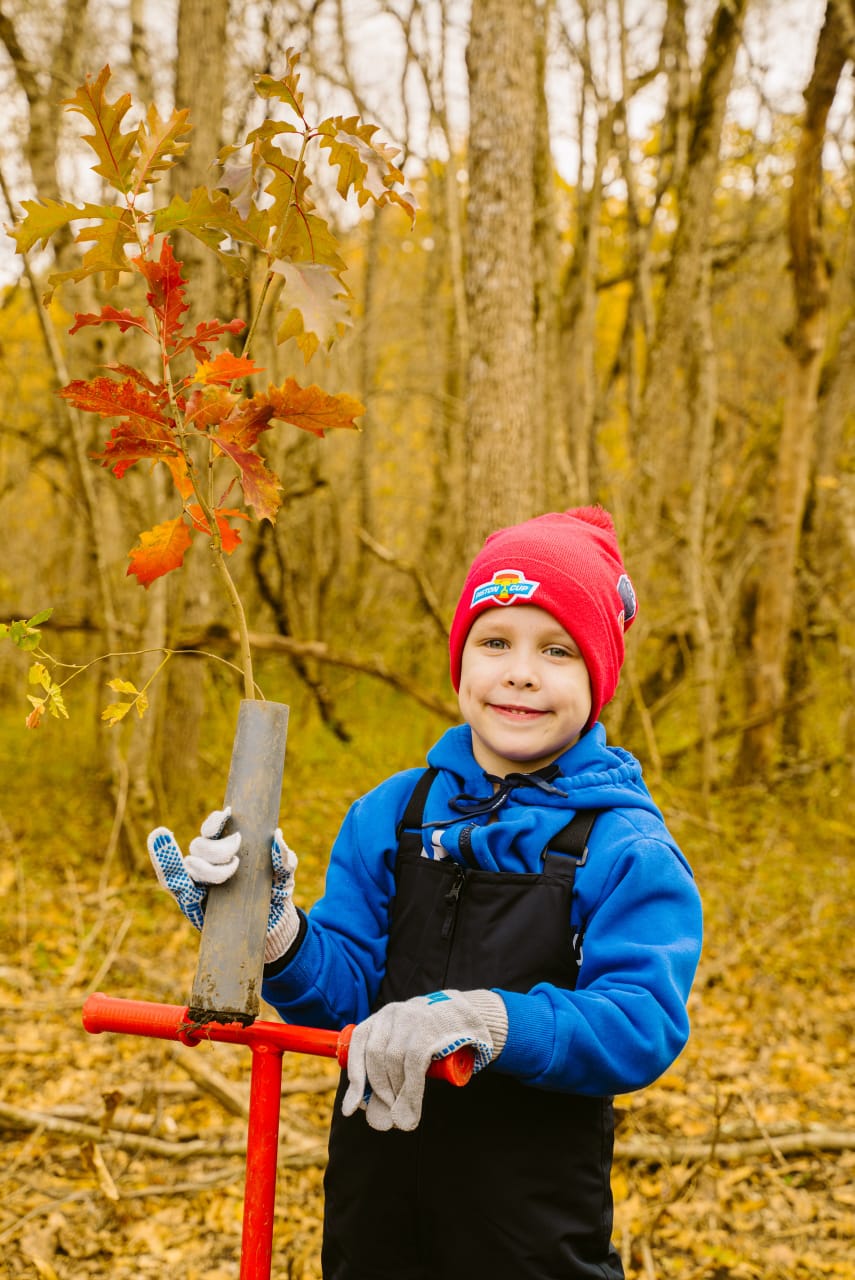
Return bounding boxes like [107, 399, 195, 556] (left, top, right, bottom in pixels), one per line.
[737, 0, 850, 775]
[635, 0, 749, 526]
[172, 0, 230, 323]
[463, 0, 541, 553]
[152, 0, 233, 812]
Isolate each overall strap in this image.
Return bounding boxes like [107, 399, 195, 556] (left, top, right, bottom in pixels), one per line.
[542, 809, 602, 973]
[395, 767, 439, 856]
[546, 809, 601, 860]
[541, 809, 601, 890]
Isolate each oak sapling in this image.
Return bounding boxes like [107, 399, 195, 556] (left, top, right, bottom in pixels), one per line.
[5, 53, 415, 1021]
[6, 51, 415, 721]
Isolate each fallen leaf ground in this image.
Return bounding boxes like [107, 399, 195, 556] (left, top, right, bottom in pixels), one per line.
[1, 766, 853, 1279]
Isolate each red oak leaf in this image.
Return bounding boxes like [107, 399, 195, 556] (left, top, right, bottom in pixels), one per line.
[172, 317, 247, 362]
[69, 306, 153, 339]
[61, 374, 170, 427]
[211, 438, 283, 523]
[94, 428, 183, 478]
[105, 363, 169, 401]
[132, 238, 188, 350]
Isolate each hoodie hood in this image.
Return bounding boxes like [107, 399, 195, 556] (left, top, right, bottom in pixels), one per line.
[423, 723, 665, 873]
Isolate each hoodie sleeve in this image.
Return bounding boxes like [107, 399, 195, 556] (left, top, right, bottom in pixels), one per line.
[495, 814, 703, 1095]
[261, 772, 419, 1029]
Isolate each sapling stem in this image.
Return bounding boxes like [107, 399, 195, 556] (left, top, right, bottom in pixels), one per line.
[210, 548, 256, 700]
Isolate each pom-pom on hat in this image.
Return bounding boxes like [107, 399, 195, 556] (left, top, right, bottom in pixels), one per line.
[448, 506, 638, 729]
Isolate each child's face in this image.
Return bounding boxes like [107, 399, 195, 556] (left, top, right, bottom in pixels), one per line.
[457, 604, 593, 777]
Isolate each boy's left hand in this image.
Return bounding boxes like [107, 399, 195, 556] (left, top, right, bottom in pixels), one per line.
[341, 989, 507, 1132]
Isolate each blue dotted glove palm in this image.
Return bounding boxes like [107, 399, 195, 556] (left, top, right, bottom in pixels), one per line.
[147, 807, 300, 962]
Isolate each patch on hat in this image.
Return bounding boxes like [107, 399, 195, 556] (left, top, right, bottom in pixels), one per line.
[617, 573, 637, 628]
[471, 569, 540, 608]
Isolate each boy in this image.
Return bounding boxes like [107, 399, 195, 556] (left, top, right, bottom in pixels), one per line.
[149, 506, 703, 1279]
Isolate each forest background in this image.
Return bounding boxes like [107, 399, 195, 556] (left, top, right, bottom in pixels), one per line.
[0, 0, 853, 1277]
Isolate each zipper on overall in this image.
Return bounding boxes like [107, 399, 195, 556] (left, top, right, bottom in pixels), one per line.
[441, 864, 466, 940]
[440, 820, 476, 960]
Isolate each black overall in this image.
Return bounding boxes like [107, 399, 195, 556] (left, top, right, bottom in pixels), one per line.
[322, 770, 624, 1280]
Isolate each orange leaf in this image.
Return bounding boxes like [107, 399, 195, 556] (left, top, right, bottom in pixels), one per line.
[164, 453, 195, 500]
[219, 379, 364, 446]
[264, 379, 364, 436]
[184, 387, 238, 432]
[193, 351, 263, 387]
[126, 516, 192, 587]
[187, 505, 248, 554]
[25, 704, 45, 730]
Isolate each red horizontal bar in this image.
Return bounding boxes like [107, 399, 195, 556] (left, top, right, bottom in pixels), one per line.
[82, 993, 474, 1085]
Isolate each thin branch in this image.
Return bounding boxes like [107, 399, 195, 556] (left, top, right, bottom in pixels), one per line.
[617, 1128, 855, 1164]
[241, 631, 458, 721]
[356, 527, 448, 636]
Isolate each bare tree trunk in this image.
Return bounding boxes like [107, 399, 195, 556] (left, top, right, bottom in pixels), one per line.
[737, 0, 848, 775]
[355, 209, 382, 569]
[532, 0, 563, 508]
[559, 103, 611, 502]
[685, 252, 718, 801]
[464, 0, 541, 551]
[635, 0, 748, 530]
[150, 0, 232, 813]
[173, 0, 230, 325]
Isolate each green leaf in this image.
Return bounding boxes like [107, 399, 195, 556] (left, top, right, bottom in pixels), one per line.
[27, 609, 53, 627]
[153, 188, 266, 273]
[4, 618, 44, 651]
[10, 198, 91, 254]
[274, 209, 346, 273]
[254, 50, 306, 122]
[318, 116, 415, 220]
[44, 207, 139, 299]
[258, 138, 314, 237]
[64, 65, 140, 194]
[132, 103, 193, 194]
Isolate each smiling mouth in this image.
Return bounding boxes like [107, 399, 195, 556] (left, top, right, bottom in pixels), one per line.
[490, 703, 546, 719]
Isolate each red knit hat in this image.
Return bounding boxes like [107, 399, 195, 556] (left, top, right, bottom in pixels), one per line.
[448, 506, 637, 728]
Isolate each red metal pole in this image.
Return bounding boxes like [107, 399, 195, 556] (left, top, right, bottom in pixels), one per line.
[82, 992, 474, 1280]
[240, 1044, 284, 1280]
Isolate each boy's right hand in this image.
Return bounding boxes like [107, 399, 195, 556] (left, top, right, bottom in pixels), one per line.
[147, 808, 300, 961]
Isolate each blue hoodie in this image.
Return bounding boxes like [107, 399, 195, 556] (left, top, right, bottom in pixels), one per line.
[263, 722, 703, 1097]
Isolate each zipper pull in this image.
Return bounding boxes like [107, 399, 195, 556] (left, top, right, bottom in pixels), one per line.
[441, 866, 465, 939]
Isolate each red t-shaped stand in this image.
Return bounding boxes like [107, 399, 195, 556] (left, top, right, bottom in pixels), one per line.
[82, 992, 473, 1280]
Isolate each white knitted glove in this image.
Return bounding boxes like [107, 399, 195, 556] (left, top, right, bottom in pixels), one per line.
[342, 989, 508, 1132]
[147, 807, 300, 961]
